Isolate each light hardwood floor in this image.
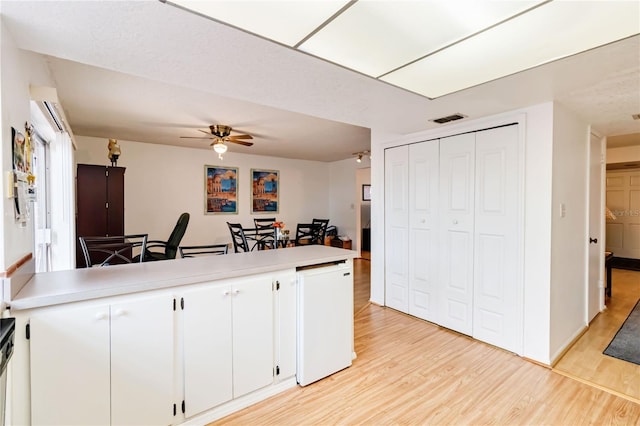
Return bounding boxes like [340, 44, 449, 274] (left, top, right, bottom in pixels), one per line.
[353, 255, 370, 315]
[554, 268, 640, 401]
[213, 267, 640, 425]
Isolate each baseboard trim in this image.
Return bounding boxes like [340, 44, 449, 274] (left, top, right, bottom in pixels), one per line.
[550, 325, 589, 367]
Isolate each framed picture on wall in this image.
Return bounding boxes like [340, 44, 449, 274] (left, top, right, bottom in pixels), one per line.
[251, 169, 279, 213]
[362, 184, 371, 201]
[204, 165, 238, 214]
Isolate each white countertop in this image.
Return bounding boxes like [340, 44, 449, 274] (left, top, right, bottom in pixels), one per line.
[10, 246, 356, 310]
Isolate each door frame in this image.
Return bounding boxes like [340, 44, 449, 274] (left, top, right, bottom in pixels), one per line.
[587, 131, 606, 318]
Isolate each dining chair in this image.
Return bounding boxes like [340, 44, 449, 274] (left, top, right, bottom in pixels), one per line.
[294, 223, 321, 246]
[142, 212, 190, 261]
[179, 244, 228, 257]
[79, 234, 148, 267]
[227, 222, 251, 253]
[253, 217, 276, 229]
[312, 218, 330, 244]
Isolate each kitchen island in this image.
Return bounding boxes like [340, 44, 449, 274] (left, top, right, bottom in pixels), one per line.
[7, 245, 356, 425]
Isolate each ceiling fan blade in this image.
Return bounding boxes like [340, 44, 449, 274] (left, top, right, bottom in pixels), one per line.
[227, 140, 254, 147]
[228, 134, 253, 140]
[197, 129, 211, 135]
[180, 136, 213, 139]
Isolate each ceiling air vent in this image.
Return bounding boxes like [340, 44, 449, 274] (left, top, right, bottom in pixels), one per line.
[429, 113, 467, 124]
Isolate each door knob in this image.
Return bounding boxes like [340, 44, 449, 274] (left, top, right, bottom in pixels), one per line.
[452, 219, 458, 225]
[589, 238, 598, 244]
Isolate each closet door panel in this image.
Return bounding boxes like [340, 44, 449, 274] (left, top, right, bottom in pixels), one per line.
[385, 146, 409, 312]
[439, 133, 475, 335]
[473, 125, 521, 353]
[409, 140, 439, 321]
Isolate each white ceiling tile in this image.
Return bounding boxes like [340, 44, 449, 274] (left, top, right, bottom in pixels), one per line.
[171, 0, 350, 46]
[381, 1, 640, 98]
[299, 0, 543, 77]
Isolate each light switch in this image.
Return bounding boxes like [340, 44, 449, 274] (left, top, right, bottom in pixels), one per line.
[560, 203, 566, 218]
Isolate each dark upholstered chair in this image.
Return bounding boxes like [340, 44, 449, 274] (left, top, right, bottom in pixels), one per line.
[142, 212, 190, 261]
[79, 234, 148, 268]
[227, 222, 250, 253]
[179, 244, 228, 257]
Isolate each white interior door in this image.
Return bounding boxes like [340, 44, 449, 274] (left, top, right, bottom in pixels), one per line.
[588, 134, 604, 317]
[472, 125, 521, 352]
[409, 140, 439, 321]
[606, 169, 640, 259]
[439, 133, 475, 335]
[385, 146, 409, 312]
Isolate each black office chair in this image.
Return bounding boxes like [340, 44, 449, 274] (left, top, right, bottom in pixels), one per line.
[79, 234, 148, 268]
[179, 244, 228, 257]
[294, 223, 321, 246]
[142, 212, 190, 261]
[312, 218, 330, 244]
[227, 222, 251, 253]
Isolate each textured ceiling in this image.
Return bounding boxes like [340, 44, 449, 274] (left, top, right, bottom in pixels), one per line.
[1, 1, 639, 161]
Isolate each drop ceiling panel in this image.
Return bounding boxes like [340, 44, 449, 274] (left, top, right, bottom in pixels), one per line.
[299, 0, 543, 77]
[381, 1, 640, 98]
[170, 0, 350, 46]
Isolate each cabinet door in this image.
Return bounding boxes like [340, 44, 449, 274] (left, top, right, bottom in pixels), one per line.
[182, 284, 233, 418]
[473, 125, 521, 352]
[232, 275, 274, 398]
[30, 304, 111, 426]
[409, 140, 439, 322]
[385, 145, 409, 312]
[274, 270, 297, 381]
[439, 133, 475, 335]
[111, 293, 174, 426]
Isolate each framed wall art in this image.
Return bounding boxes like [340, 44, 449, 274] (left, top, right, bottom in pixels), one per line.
[251, 169, 279, 214]
[204, 165, 238, 214]
[362, 184, 371, 201]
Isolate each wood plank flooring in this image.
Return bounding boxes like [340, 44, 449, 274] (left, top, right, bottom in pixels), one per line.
[353, 256, 370, 315]
[554, 268, 640, 401]
[213, 302, 640, 425]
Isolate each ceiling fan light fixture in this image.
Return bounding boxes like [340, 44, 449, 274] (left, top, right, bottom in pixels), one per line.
[213, 141, 228, 159]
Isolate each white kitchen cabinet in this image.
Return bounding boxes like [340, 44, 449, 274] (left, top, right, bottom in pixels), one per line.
[182, 274, 275, 419]
[274, 270, 297, 381]
[110, 294, 175, 426]
[30, 303, 111, 425]
[182, 284, 233, 418]
[29, 292, 174, 426]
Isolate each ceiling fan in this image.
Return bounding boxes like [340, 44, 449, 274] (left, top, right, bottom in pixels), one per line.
[181, 124, 254, 159]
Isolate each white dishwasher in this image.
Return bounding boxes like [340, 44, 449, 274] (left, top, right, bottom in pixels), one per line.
[296, 260, 353, 386]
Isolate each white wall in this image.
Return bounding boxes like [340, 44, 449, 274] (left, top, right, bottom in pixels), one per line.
[328, 158, 358, 247]
[75, 136, 332, 246]
[549, 104, 590, 362]
[0, 25, 57, 270]
[606, 145, 640, 164]
[371, 103, 558, 364]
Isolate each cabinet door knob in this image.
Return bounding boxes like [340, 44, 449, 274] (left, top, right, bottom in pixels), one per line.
[95, 312, 108, 320]
[223, 290, 230, 296]
[421, 219, 426, 223]
[232, 289, 241, 295]
[113, 309, 126, 317]
[453, 219, 458, 225]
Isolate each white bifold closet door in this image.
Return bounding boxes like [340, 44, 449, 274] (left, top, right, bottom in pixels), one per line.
[438, 133, 476, 335]
[472, 125, 521, 352]
[408, 140, 440, 322]
[385, 145, 409, 312]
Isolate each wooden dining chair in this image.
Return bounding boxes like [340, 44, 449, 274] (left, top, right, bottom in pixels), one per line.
[179, 244, 228, 257]
[79, 234, 148, 267]
[227, 222, 251, 253]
